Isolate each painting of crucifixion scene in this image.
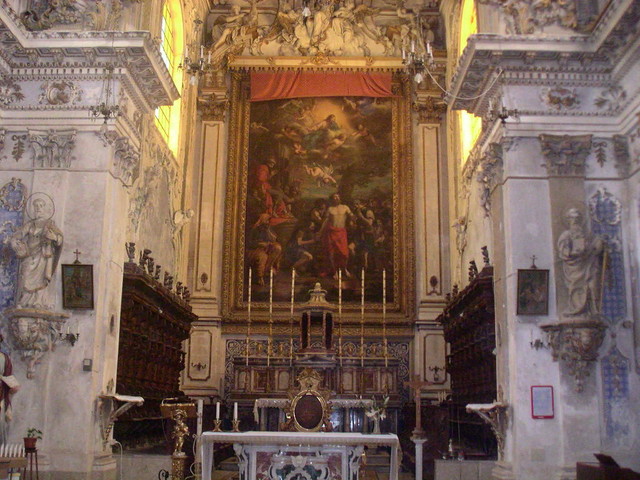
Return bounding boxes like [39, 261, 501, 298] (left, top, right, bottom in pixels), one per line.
[243, 96, 394, 304]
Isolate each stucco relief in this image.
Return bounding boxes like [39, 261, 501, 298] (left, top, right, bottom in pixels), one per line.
[0, 78, 25, 107]
[540, 87, 580, 111]
[113, 136, 140, 187]
[476, 142, 503, 217]
[208, 0, 434, 65]
[594, 86, 627, 114]
[21, 0, 89, 31]
[612, 135, 630, 177]
[539, 134, 592, 176]
[478, 0, 577, 34]
[28, 129, 76, 169]
[38, 80, 82, 106]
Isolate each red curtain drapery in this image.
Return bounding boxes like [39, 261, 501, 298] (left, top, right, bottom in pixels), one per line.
[250, 71, 394, 101]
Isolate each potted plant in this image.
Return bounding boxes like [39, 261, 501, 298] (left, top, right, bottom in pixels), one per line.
[24, 428, 42, 450]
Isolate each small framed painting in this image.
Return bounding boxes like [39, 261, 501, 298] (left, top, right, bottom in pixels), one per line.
[517, 269, 549, 315]
[531, 385, 554, 419]
[62, 264, 94, 309]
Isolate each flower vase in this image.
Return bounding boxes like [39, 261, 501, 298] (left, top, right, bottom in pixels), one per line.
[372, 417, 381, 434]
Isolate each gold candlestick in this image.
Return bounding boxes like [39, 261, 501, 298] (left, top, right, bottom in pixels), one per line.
[268, 268, 273, 366]
[213, 419, 222, 432]
[232, 419, 240, 432]
[361, 268, 365, 367]
[339, 268, 343, 366]
[290, 268, 295, 365]
[247, 267, 252, 367]
[383, 269, 388, 368]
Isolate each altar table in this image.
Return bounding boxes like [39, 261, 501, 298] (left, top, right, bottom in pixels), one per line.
[201, 431, 400, 480]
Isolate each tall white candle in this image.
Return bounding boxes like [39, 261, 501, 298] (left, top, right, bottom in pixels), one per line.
[338, 269, 342, 316]
[269, 268, 273, 315]
[197, 399, 204, 436]
[216, 401, 220, 420]
[290, 268, 295, 317]
[248, 268, 252, 316]
[361, 268, 365, 314]
[233, 402, 238, 421]
[383, 269, 386, 316]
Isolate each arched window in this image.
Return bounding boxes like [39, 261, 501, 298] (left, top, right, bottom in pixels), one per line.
[458, 0, 481, 166]
[156, 0, 184, 154]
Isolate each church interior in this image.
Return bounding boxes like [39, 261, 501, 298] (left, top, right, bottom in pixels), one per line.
[0, 0, 639, 479]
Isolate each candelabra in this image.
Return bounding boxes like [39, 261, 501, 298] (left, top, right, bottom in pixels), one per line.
[59, 331, 80, 346]
[179, 20, 210, 85]
[489, 103, 520, 124]
[89, 65, 121, 128]
[403, 41, 434, 85]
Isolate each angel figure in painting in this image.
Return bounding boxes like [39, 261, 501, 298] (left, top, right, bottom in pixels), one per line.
[8, 193, 63, 310]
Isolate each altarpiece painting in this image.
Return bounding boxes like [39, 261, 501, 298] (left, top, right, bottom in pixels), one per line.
[222, 73, 414, 325]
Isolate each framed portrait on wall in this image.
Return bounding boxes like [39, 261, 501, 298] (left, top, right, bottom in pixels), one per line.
[220, 72, 415, 326]
[61, 264, 94, 309]
[516, 269, 549, 315]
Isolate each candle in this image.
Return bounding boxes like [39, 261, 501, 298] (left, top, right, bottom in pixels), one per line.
[383, 269, 386, 313]
[339, 269, 343, 364]
[338, 269, 342, 315]
[233, 402, 238, 421]
[216, 401, 220, 420]
[361, 268, 365, 312]
[290, 268, 295, 317]
[200, 45, 204, 58]
[269, 268, 273, 315]
[411, 40, 415, 53]
[197, 399, 203, 436]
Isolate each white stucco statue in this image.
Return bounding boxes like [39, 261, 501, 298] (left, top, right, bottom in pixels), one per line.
[557, 208, 604, 318]
[8, 193, 63, 310]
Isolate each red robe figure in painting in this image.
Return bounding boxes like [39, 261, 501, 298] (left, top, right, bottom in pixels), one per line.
[320, 193, 354, 278]
[254, 156, 277, 214]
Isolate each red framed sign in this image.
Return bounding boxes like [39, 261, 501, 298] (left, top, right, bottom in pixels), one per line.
[531, 385, 554, 419]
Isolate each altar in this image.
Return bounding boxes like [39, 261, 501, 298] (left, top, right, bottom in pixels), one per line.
[201, 431, 400, 480]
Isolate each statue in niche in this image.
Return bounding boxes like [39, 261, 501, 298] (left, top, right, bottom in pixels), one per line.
[557, 208, 605, 319]
[8, 193, 63, 310]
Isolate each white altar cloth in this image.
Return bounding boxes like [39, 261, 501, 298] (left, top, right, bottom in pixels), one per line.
[201, 431, 400, 480]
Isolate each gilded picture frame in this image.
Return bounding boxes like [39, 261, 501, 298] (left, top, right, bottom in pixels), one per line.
[221, 72, 415, 327]
[61, 264, 94, 309]
[516, 269, 549, 316]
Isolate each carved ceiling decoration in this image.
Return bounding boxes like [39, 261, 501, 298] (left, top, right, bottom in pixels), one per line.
[449, 1, 640, 118]
[207, 0, 444, 69]
[0, 5, 178, 112]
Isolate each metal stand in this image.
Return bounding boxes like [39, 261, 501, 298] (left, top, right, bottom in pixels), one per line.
[25, 447, 39, 480]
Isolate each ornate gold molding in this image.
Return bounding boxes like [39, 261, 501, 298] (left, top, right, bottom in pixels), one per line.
[414, 96, 447, 123]
[228, 55, 405, 72]
[220, 72, 416, 325]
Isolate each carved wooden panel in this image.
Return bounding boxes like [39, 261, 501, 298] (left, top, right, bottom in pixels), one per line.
[115, 262, 197, 449]
[437, 266, 497, 458]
